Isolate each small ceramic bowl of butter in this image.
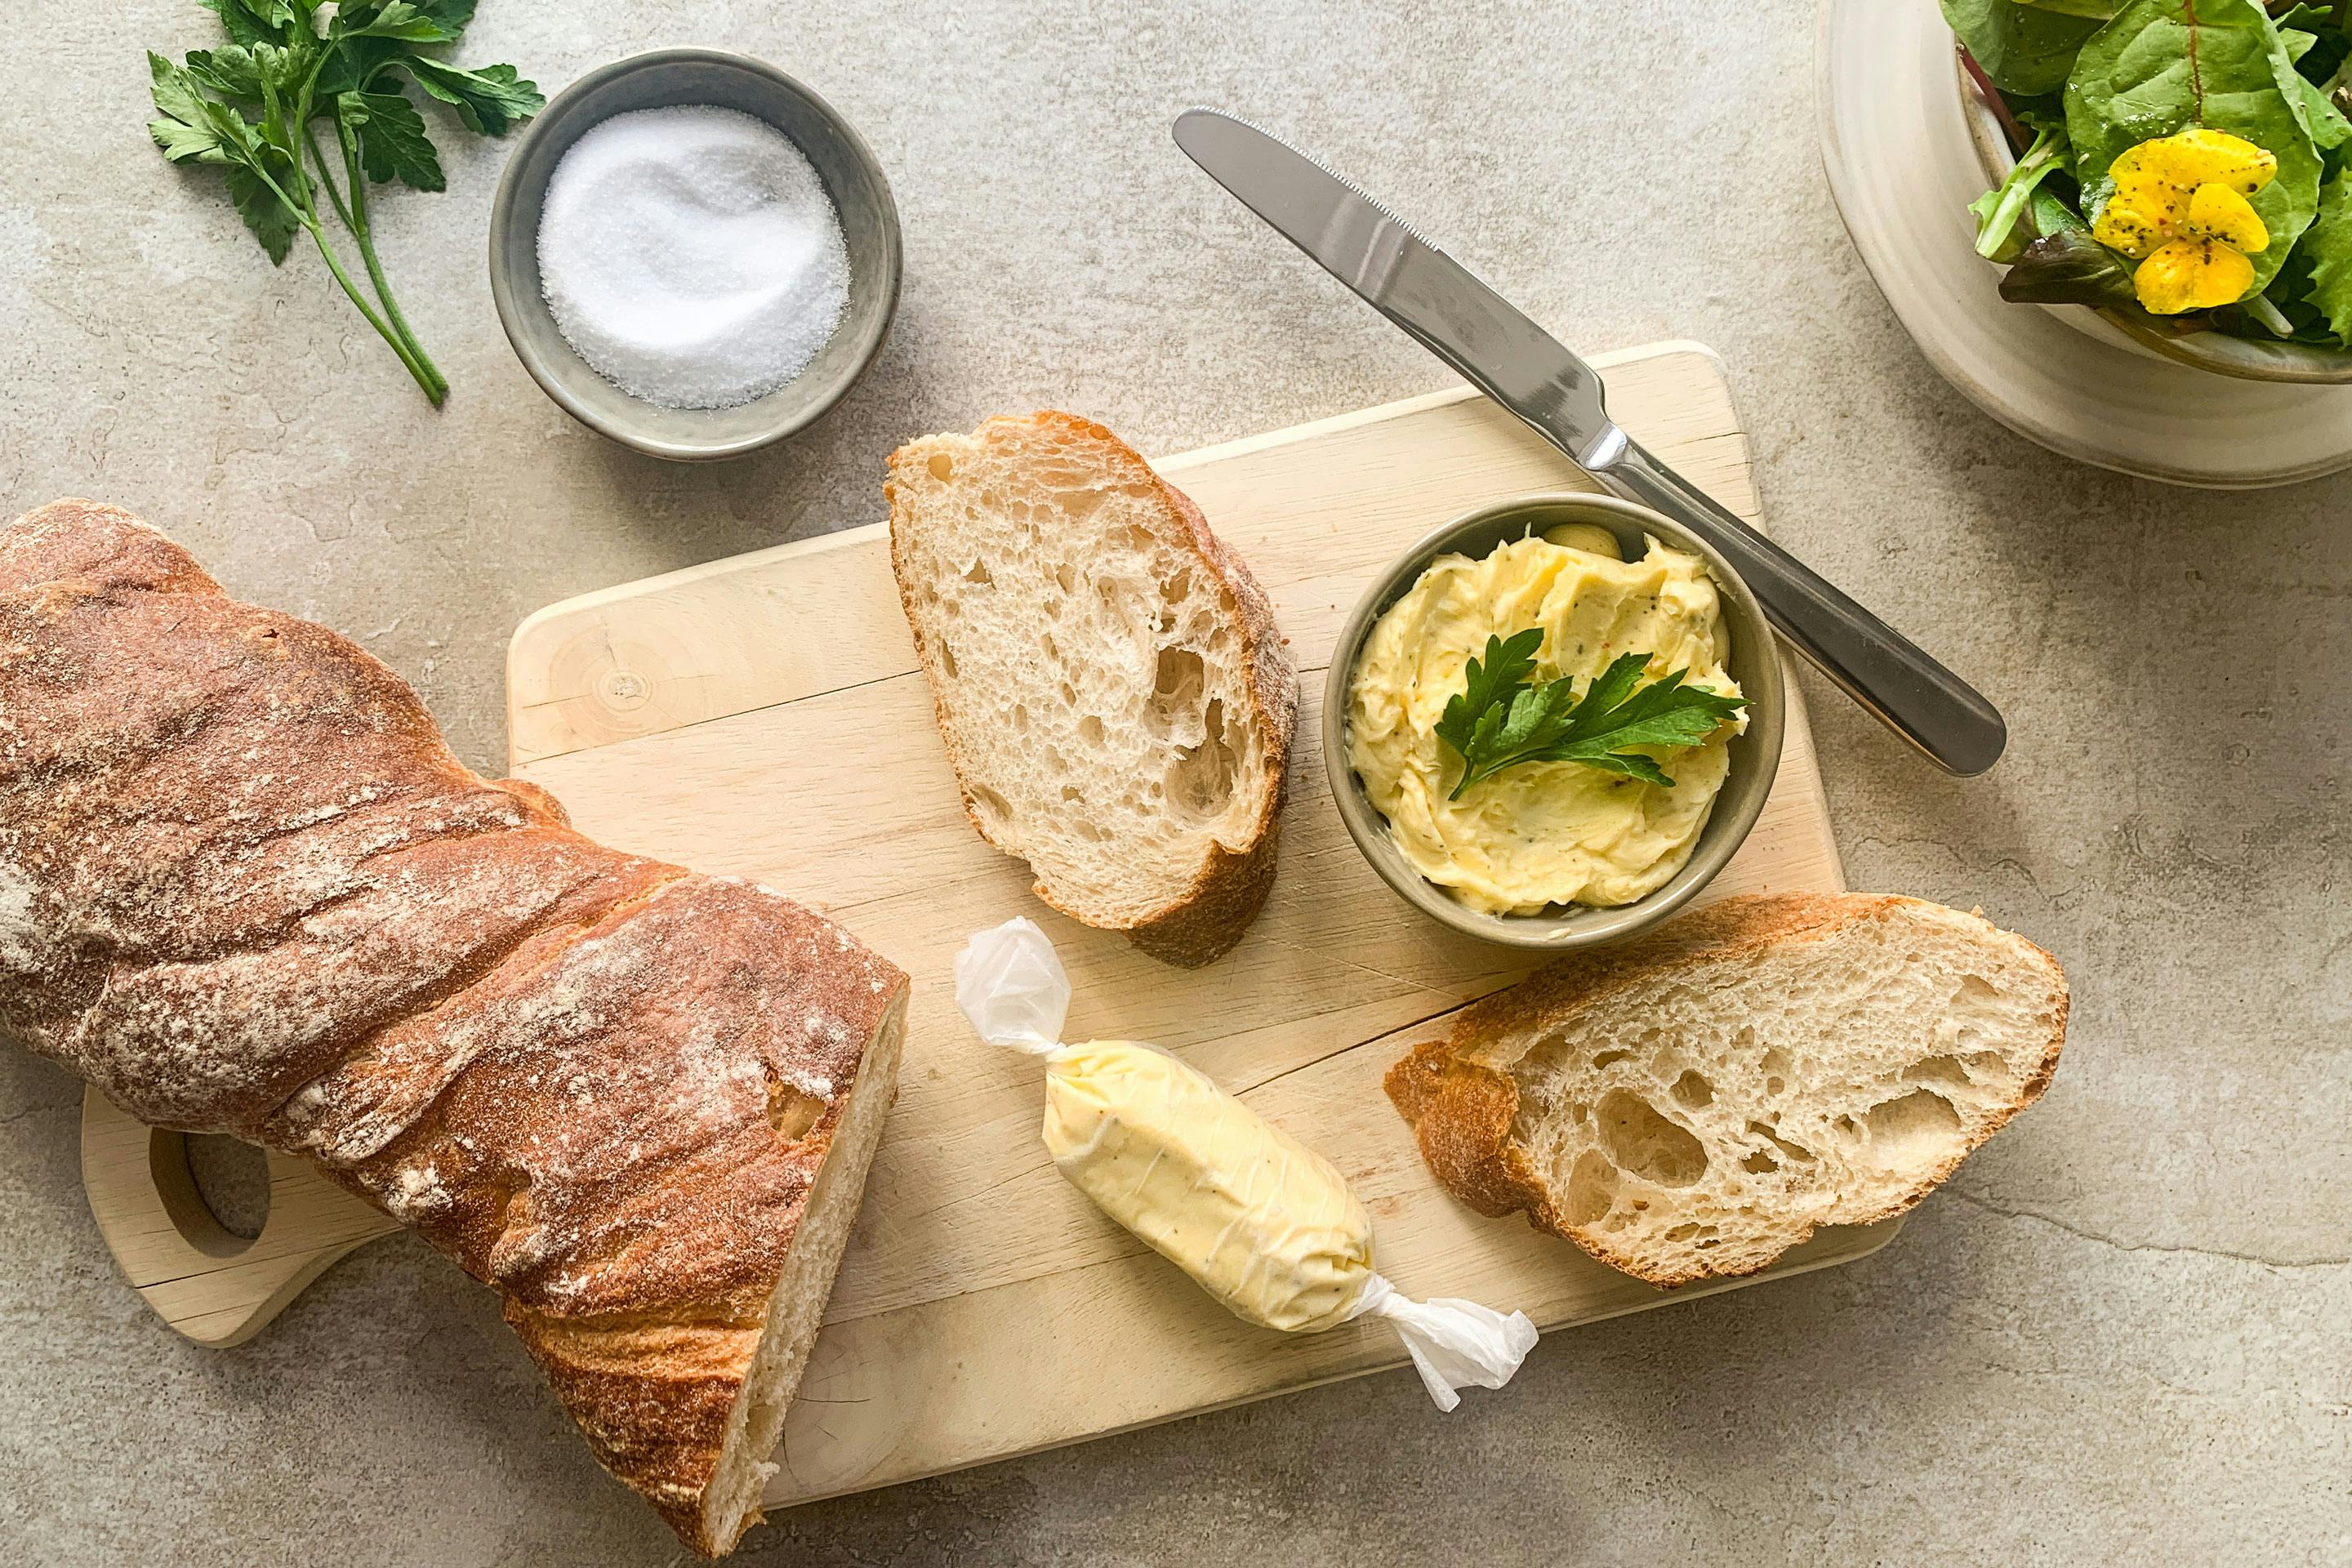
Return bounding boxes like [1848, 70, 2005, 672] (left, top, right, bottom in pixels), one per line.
[1324, 492, 1784, 951]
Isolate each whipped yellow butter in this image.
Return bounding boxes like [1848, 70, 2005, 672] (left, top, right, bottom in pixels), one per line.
[1347, 527, 1745, 915]
[1044, 1040, 1370, 1332]
[954, 919, 1537, 1408]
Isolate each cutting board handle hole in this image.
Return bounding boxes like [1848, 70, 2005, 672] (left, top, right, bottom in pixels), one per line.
[149, 1130, 269, 1258]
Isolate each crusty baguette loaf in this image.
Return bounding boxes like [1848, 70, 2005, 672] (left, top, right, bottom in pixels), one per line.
[0, 500, 909, 1557]
[1386, 893, 2066, 1286]
[885, 412, 1295, 967]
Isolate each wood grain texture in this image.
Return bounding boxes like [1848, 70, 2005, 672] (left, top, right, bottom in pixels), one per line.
[503, 340, 1760, 764]
[79, 1086, 399, 1348]
[79, 340, 1885, 1498]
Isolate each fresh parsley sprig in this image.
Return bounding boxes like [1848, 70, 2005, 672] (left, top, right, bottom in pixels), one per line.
[1432, 627, 1747, 800]
[145, 1, 545, 405]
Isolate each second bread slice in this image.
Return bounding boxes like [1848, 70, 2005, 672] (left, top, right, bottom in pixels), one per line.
[887, 412, 1296, 966]
[1386, 893, 2068, 1285]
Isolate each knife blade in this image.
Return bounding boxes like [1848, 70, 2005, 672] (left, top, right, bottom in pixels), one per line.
[1172, 108, 2006, 777]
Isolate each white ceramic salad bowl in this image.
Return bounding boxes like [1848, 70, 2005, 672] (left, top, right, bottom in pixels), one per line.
[1817, 0, 2352, 488]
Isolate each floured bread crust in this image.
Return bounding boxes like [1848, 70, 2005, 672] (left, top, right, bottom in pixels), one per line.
[0, 499, 908, 1556]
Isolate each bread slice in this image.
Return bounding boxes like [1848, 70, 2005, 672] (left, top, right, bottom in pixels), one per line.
[886, 412, 1296, 966]
[1385, 894, 2066, 1286]
[504, 991, 904, 1557]
[683, 993, 905, 1553]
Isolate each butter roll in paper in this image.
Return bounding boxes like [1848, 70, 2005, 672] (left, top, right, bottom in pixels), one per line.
[953, 919, 1537, 1410]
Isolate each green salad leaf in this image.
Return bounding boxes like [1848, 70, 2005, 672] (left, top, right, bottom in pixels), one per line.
[2278, 5, 2352, 105]
[1432, 630, 1748, 800]
[2238, 290, 2299, 335]
[2011, 96, 2072, 137]
[2297, 166, 2352, 335]
[2065, 0, 2323, 296]
[2274, 6, 2352, 154]
[2288, 67, 2352, 154]
[2250, 235, 2352, 339]
[1971, 122, 2074, 260]
[1942, 0, 2105, 95]
[1998, 188, 2142, 306]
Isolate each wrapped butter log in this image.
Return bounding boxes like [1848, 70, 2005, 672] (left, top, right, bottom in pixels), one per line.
[954, 919, 1537, 1410]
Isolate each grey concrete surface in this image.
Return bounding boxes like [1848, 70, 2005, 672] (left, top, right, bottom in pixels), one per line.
[2, 2, 2346, 1563]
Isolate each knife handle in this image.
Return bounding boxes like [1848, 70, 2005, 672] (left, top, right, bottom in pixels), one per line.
[1597, 439, 2007, 777]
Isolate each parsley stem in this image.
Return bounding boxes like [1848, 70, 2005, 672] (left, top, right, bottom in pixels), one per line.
[309, 122, 447, 403]
[303, 125, 358, 228]
[309, 216, 443, 406]
[236, 141, 439, 403]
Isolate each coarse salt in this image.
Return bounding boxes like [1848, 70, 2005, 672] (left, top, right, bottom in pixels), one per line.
[537, 104, 850, 411]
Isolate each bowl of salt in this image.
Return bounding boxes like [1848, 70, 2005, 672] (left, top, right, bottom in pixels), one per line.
[490, 48, 901, 461]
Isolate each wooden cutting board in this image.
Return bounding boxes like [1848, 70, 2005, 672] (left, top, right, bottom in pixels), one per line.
[80, 339, 1886, 1503]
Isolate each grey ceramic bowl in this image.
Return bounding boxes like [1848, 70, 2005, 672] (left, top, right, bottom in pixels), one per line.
[1322, 492, 1785, 952]
[488, 48, 902, 461]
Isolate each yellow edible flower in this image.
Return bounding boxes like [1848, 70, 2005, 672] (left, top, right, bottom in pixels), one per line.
[2091, 128, 2278, 314]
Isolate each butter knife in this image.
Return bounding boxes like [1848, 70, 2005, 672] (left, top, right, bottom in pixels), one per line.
[1172, 109, 2006, 777]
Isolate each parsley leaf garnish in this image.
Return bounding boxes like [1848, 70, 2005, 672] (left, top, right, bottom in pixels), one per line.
[145, 0, 544, 404]
[1432, 628, 1748, 800]
[344, 91, 445, 191]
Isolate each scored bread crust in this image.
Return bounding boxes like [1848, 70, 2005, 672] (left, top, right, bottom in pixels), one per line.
[885, 412, 1296, 968]
[1385, 893, 2068, 1287]
[0, 501, 910, 1556]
